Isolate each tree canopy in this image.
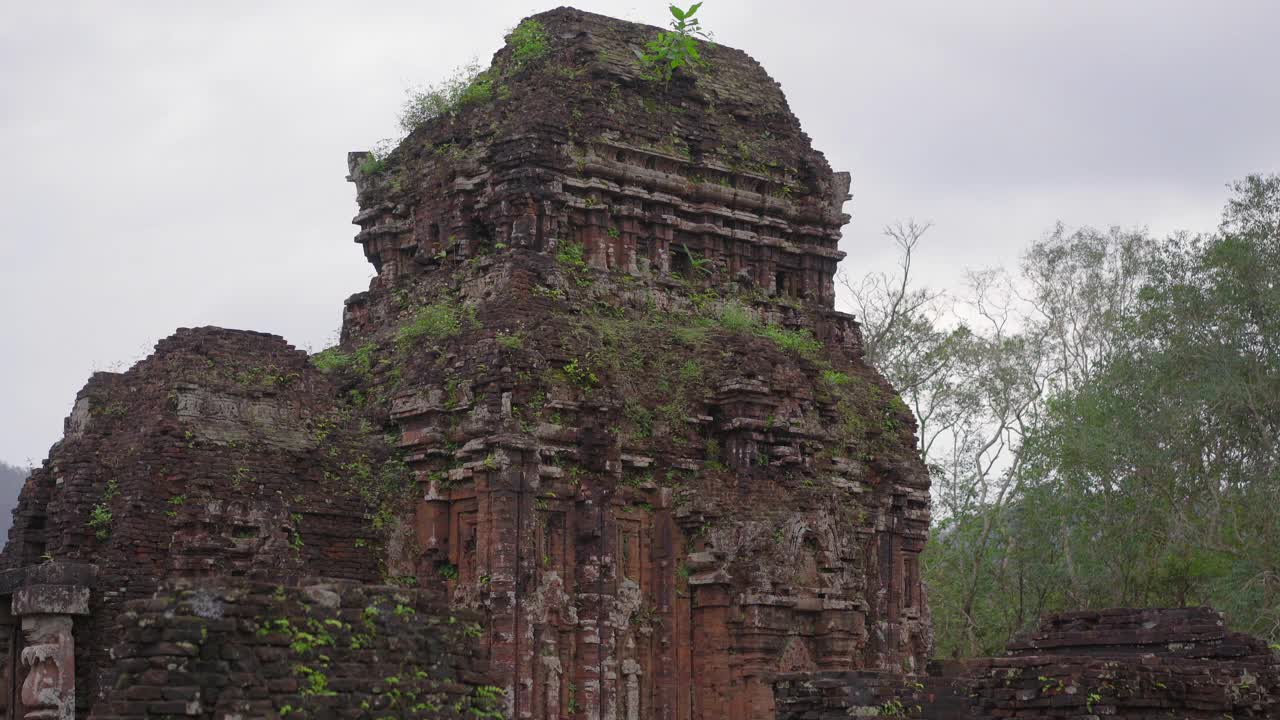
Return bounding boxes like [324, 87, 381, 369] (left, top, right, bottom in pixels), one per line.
[847, 174, 1280, 656]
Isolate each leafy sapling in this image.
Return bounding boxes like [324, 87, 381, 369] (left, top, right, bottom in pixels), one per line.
[643, 3, 713, 82]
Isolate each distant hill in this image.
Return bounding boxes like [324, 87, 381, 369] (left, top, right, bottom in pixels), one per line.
[0, 461, 29, 540]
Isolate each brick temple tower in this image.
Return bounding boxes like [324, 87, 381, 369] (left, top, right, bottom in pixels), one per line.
[339, 8, 931, 719]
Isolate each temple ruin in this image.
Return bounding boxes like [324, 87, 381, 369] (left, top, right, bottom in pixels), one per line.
[1, 7, 1275, 719]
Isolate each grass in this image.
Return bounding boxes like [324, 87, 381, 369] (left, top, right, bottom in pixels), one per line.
[551, 289, 841, 447]
[757, 323, 821, 357]
[623, 399, 654, 440]
[358, 153, 387, 174]
[396, 301, 473, 351]
[312, 343, 376, 377]
[714, 302, 756, 332]
[705, 301, 822, 359]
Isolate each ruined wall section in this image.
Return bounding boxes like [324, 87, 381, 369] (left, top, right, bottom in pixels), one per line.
[773, 670, 971, 720]
[969, 608, 1280, 718]
[89, 579, 500, 719]
[772, 608, 1280, 719]
[0, 328, 404, 711]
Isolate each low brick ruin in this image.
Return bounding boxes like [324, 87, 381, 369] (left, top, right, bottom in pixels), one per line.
[89, 580, 497, 719]
[969, 607, 1280, 718]
[3, 6, 1276, 719]
[773, 608, 1279, 719]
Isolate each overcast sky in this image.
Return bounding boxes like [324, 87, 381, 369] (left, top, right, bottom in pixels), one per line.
[1, 1, 1277, 467]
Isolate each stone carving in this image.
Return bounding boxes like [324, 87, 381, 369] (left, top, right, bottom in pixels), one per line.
[173, 384, 312, 450]
[19, 615, 74, 720]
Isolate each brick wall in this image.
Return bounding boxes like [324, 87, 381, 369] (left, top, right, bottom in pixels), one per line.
[89, 579, 500, 720]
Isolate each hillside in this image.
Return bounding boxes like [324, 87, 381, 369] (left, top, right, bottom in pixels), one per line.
[0, 460, 27, 538]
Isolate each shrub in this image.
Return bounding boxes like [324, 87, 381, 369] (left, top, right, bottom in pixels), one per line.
[507, 19, 550, 69]
[678, 243, 714, 276]
[399, 61, 495, 133]
[358, 154, 386, 174]
[396, 301, 471, 350]
[555, 240, 587, 270]
[455, 73, 493, 106]
[311, 347, 352, 373]
[822, 369, 851, 386]
[563, 358, 599, 390]
[555, 240, 592, 285]
[311, 342, 377, 379]
[356, 138, 397, 175]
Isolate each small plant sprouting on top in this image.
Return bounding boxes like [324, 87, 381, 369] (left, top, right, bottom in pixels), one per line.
[642, 3, 713, 82]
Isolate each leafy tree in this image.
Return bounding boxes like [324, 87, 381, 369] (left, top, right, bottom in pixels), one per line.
[859, 176, 1280, 656]
[844, 220, 1160, 656]
[1024, 174, 1280, 640]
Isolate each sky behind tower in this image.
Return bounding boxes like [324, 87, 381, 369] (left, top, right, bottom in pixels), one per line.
[1, 0, 1278, 466]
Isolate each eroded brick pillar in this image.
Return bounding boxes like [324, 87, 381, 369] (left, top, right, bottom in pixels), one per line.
[689, 581, 732, 719]
[12, 583, 90, 720]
